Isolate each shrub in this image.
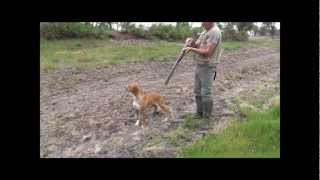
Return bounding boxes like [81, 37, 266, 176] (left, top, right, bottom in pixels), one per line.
[127, 24, 148, 38]
[148, 24, 193, 41]
[222, 29, 249, 41]
[40, 22, 111, 40]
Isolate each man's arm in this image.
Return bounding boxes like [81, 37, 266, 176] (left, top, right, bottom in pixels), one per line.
[184, 42, 217, 57]
[185, 30, 220, 57]
[192, 42, 216, 57]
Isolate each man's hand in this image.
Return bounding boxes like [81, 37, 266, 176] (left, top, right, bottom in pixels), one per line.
[184, 42, 217, 57]
[183, 47, 194, 53]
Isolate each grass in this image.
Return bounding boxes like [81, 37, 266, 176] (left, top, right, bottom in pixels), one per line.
[180, 81, 280, 158]
[40, 36, 279, 72]
[140, 72, 279, 158]
[183, 115, 203, 130]
[180, 102, 280, 158]
[222, 36, 279, 51]
[163, 126, 192, 147]
[40, 38, 182, 72]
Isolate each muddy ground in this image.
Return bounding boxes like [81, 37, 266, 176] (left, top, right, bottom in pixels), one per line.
[40, 45, 280, 158]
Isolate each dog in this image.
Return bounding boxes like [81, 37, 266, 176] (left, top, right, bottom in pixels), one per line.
[127, 81, 172, 128]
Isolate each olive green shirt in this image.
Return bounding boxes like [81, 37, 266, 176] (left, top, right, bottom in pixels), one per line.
[193, 25, 222, 69]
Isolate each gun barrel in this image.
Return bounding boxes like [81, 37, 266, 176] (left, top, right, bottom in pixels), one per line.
[164, 49, 186, 85]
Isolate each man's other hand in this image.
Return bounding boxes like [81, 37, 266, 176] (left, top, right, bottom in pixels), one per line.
[185, 37, 194, 47]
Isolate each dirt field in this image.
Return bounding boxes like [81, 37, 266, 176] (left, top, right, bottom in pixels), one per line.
[40, 44, 280, 158]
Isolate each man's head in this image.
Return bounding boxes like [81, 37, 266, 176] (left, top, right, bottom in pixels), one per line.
[202, 22, 214, 30]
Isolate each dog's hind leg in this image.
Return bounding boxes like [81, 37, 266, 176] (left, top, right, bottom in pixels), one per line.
[152, 104, 161, 117]
[141, 110, 149, 129]
[158, 103, 171, 122]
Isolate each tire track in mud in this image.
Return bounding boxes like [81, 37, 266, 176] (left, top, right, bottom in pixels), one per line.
[40, 47, 280, 158]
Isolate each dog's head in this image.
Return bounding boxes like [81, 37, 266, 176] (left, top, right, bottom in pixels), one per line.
[127, 81, 141, 96]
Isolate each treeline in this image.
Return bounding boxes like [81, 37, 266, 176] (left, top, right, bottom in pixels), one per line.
[40, 22, 279, 41]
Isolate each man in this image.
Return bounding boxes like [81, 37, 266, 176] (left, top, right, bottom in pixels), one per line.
[183, 22, 222, 125]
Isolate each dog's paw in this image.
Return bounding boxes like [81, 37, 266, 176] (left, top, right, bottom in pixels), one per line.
[135, 120, 140, 126]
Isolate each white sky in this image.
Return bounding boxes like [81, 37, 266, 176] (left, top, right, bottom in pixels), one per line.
[132, 22, 280, 29]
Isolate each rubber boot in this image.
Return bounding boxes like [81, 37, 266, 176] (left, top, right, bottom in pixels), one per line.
[200, 99, 213, 129]
[195, 96, 203, 118]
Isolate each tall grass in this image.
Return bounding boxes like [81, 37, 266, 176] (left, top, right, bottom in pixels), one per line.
[181, 102, 280, 158]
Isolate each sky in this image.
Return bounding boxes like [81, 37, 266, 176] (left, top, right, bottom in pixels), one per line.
[131, 22, 280, 29]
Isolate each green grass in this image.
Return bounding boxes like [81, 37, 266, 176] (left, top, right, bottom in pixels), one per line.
[163, 126, 192, 147]
[181, 102, 280, 158]
[40, 36, 279, 72]
[182, 115, 203, 130]
[40, 38, 182, 72]
[222, 36, 279, 51]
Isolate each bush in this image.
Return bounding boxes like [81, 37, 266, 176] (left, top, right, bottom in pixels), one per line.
[127, 24, 148, 38]
[40, 22, 111, 40]
[148, 24, 193, 41]
[191, 27, 202, 36]
[259, 26, 268, 36]
[222, 29, 248, 41]
[235, 31, 249, 41]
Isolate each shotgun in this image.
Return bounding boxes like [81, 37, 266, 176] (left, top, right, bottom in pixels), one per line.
[164, 33, 199, 85]
[164, 44, 188, 85]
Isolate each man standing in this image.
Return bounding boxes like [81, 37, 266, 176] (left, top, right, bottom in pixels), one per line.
[183, 22, 222, 125]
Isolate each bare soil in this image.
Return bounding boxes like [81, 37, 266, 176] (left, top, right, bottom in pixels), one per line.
[40, 46, 280, 158]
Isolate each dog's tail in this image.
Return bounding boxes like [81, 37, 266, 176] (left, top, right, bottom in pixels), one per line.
[159, 103, 171, 114]
[158, 97, 172, 115]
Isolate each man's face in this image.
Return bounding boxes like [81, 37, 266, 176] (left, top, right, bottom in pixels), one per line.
[202, 22, 214, 30]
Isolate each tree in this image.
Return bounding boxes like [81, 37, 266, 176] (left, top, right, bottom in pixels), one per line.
[216, 22, 223, 29]
[252, 23, 259, 37]
[100, 22, 113, 30]
[176, 22, 189, 27]
[235, 22, 254, 32]
[120, 22, 131, 32]
[270, 23, 276, 38]
[262, 22, 277, 38]
[115, 22, 120, 31]
[259, 25, 268, 36]
[224, 22, 235, 31]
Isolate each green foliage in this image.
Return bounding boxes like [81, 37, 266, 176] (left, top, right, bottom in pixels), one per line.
[40, 22, 111, 40]
[222, 29, 248, 41]
[127, 24, 148, 38]
[235, 22, 254, 32]
[259, 26, 268, 36]
[261, 22, 278, 38]
[148, 23, 193, 41]
[221, 22, 248, 41]
[252, 24, 259, 36]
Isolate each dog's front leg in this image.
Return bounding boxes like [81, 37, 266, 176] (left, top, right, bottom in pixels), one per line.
[135, 110, 141, 126]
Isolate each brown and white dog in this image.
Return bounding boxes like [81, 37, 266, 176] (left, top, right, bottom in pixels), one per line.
[127, 81, 172, 128]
